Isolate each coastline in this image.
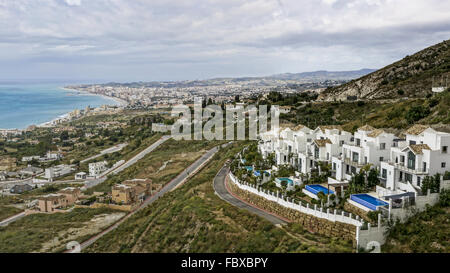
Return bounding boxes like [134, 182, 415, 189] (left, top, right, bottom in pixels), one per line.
[35, 87, 129, 128]
[61, 87, 129, 107]
[0, 86, 129, 130]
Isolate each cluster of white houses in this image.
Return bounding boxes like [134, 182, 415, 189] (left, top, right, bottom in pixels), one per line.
[259, 124, 450, 198]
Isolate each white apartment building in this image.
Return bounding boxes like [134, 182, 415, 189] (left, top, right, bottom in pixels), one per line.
[379, 125, 450, 195]
[89, 161, 108, 177]
[331, 125, 396, 183]
[44, 164, 74, 180]
[298, 126, 352, 175]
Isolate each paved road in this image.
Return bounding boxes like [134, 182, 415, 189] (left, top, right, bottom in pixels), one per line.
[0, 211, 26, 227]
[109, 136, 171, 175]
[69, 142, 230, 252]
[213, 165, 287, 225]
[80, 143, 128, 164]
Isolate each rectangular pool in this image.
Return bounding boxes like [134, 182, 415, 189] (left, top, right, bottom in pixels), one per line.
[305, 184, 334, 195]
[351, 194, 388, 211]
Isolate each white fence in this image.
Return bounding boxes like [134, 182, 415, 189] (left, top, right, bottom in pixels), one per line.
[229, 172, 364, 227]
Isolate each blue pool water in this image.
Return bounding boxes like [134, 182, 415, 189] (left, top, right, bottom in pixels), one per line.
[351, 194, 388, 211]
[276, 177, 293, 186]
[244, 166, 253, 171]
[305, 184, 334, 195]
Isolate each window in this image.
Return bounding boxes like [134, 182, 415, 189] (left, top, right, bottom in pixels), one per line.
[442, 162, 447, 168]
[407, 151, 415, 170]
[346, 165, 350, 175]
[380, 143, 386, 150]
[327, 153, 330, 160]
[405, 173, 413, 182]
[379, 157, 384, 162]
[423, 162, 427, 172]
[340, 140, 344, 146]
[382, 169, 387, 179]
[409, 140, 416, 145]
[356, 139, 361, 146]
[351, 166, 357, 174]
[364, 156, 368, 164]
[352, 152, 359, 163]
[399, 171, 403, 181]
[400, 155, 405, 163]
[443, 146, 448, 154]
[333, 163, 336, 170]
[395, 157, 398, 163]
[417, 177, 421, 187]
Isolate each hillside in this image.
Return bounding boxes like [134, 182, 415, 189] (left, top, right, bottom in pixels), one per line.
[319, 39, 450, 101]
[382, 190, 450, 253]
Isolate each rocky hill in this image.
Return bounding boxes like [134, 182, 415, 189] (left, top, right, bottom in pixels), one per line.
[319, 39, 450, 101]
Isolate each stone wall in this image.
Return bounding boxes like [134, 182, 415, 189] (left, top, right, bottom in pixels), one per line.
[227, 178, 357, 244]
[344, 202, 372, 223]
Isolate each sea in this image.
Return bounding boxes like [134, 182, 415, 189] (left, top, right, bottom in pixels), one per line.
[0, 81, 120, 129]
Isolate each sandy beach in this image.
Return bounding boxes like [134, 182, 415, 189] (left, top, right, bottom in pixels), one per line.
[61, 87, 129, 107]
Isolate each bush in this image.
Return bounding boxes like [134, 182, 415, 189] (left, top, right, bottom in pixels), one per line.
[367, 211, 381, 223]
[405, 105, 430, 123]
[439, 189, 450, 207]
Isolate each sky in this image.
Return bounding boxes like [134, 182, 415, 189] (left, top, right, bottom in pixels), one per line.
[0, 0, 449, 83]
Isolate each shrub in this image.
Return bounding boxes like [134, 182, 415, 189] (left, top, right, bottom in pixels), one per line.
[405, 105, 430, 123]
[367, 211, 381, 223]
[439, 189, 450, 207]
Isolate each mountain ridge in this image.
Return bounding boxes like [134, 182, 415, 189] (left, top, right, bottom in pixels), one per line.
[319, 39, 450, 101]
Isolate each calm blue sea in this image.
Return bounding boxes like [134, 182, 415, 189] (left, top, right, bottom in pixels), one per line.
[0, 82, 119, 129]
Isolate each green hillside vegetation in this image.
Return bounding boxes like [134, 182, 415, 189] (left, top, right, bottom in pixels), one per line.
[382, 190, 450, 253]
[0, 208, 121, 253]
[271, 89, 450, 131]
[85, 142, 353, 253]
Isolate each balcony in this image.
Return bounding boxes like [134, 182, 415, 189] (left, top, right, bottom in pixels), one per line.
[343, 157, 365, 168]
[386, 162, 428, 175]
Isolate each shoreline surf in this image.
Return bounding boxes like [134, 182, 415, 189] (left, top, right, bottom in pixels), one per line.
[0, 84, 128, 130]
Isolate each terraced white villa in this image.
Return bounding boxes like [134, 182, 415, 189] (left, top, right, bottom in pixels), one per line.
[258, 123, 450, 210]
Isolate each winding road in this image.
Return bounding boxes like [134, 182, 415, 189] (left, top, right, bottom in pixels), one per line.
[213, 165, 288, 225]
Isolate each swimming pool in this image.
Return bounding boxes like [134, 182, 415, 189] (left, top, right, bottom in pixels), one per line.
[305, 184, 334, 195]
[276, 177, 293, 186]
[244, 166, 253, 171]
[351, 194, 388, 211]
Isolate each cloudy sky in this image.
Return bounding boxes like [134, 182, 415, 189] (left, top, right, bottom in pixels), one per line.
[0, 0, 449, 82]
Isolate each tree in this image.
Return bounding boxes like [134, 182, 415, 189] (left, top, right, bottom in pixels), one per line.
[367, 169, 380, 188]
[405, 105, 430, 124]
[421, 174, 441, 194]
[60, 131, 69, 141]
